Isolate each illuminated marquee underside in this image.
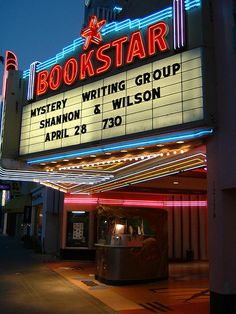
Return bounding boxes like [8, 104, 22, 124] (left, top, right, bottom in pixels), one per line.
[20, 48, 203, 156]
[73, 152, 207, 194]
[0, 150, 205, 194]
[41, 151, 207, 194]
[0, 165, 113, 186]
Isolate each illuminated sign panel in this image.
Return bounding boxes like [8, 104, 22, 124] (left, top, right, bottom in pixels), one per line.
[20, 48, 203, 155]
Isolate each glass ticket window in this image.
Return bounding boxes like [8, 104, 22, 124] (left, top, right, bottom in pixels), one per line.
[97, 206, 156, 246]
[66, 211, 89, 247]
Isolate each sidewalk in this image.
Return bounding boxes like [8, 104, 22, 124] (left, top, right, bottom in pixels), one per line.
[0, 235, 209, 313]
[47, 259, 210, 314]
[0, 235, 116, 314]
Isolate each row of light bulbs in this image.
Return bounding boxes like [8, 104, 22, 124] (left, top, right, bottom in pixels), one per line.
[56, 149, 186, 171]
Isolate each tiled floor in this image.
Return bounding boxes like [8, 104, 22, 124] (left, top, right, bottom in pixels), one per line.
[48, 261, 210, 314]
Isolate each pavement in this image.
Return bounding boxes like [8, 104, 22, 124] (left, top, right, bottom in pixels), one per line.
[0, 235, 210, 314]
[0, 235, 115, 314]
[47, 258, 210, 313]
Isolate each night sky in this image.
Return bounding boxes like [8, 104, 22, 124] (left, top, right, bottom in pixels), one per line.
[0, 0, 84, 89]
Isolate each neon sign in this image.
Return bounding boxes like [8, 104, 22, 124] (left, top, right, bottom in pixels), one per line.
[1, 50, 18, 101]
[35, 21, 169, 97]
[26, 1, 202, 101]
[80, 16, 106, 50]
[173, 0, 186, 50]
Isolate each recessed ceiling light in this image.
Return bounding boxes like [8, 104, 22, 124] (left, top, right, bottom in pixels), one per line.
[105, 152, 111, 155]
[121, 150, 127, 153]
[63, 159, 69, 162]
[40, 163, 46, 165]
[173, 181, 179, 185]
[76, 157, 82, 160]
[156, 144, 164, 147]
[138, 147, 145, 150]
[90, 155, 96, 157]
[176, 141, 184, 144]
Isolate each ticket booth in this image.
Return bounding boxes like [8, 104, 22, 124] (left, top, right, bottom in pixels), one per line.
[95, 205, 168, 285]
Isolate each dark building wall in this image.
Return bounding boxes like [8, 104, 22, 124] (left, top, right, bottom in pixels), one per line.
[84, 0, 120, 25]
[84, 0, 173, 24]
[118, 0, 172, 20]
[210, 0, 236, 190]
[206, 0, 236, 313]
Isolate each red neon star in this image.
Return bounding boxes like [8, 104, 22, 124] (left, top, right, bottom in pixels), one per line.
[80, 16, 106, 50]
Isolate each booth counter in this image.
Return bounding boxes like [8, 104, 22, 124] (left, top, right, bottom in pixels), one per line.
[95, 206, 168, 285]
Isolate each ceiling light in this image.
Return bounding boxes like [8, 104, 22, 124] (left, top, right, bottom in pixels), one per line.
[176, 141, 184, 144]
[173, 181, 179, 185]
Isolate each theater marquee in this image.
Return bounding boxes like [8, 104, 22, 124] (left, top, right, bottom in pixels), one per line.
[20, 48, 203, 155]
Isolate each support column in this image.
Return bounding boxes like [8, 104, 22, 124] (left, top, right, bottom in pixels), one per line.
[42, 188, 64, 256]
[206, 0, 236, 312]
[207, 153, 236, 313]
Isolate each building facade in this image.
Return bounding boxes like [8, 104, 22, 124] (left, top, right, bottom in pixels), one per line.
[1, 0, 236, 313]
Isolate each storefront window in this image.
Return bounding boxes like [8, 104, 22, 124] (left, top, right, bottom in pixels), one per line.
[66, 211, 89, 247]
